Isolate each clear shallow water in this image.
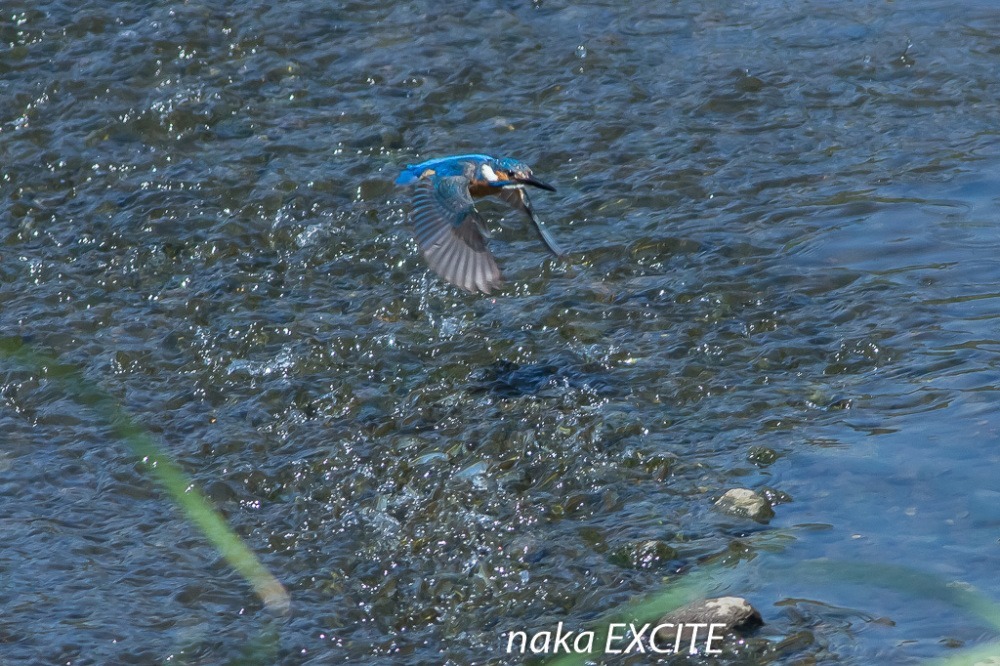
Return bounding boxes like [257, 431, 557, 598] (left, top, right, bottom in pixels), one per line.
[2, 0, 1000, 663]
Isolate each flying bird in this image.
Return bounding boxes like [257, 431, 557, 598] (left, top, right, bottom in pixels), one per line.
[396, 154, 563, 294]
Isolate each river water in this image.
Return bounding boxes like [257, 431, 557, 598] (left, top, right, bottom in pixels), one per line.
[2, 1, 999, 664]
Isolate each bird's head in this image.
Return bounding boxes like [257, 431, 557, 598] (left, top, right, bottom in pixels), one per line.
[479, 158, 556, 192]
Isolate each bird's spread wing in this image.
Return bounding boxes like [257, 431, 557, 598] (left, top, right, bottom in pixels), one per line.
[410, 175, 502, 294]
[497, 187, 564, 257]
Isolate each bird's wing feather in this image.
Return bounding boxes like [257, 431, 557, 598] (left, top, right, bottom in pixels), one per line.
[497, 187, 564, 257]
[410, 175, 501, 294]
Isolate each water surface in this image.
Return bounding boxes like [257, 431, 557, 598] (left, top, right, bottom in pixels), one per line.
[2, 0, 1000, 663]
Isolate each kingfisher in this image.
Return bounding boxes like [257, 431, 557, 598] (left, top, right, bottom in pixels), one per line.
[395, 154, 563, 294]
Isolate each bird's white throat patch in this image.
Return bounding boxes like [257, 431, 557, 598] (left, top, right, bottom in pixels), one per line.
[480, 164, 499, 181]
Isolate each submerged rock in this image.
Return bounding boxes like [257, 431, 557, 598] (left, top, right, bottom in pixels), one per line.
[608, 539, 679, 570]
[714, 488, 775, 523]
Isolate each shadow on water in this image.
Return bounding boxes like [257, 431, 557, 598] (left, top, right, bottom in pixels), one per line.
[470, 359, 617, 399]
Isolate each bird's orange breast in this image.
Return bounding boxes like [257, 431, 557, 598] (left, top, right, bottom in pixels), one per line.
[468, 181, 496, 198]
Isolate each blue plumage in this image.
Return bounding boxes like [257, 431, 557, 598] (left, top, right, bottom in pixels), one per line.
[395, 154, 493, 185]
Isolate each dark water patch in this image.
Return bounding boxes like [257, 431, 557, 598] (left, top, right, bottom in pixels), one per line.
[470, 359, 615, 400]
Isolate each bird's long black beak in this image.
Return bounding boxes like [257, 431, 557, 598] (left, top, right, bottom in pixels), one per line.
[517, 176, 556, 192]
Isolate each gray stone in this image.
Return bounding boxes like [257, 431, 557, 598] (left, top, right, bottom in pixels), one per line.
[660, 596, 763, 630]
[715, 488, 775, 523]
[651, 596, 764, 653]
